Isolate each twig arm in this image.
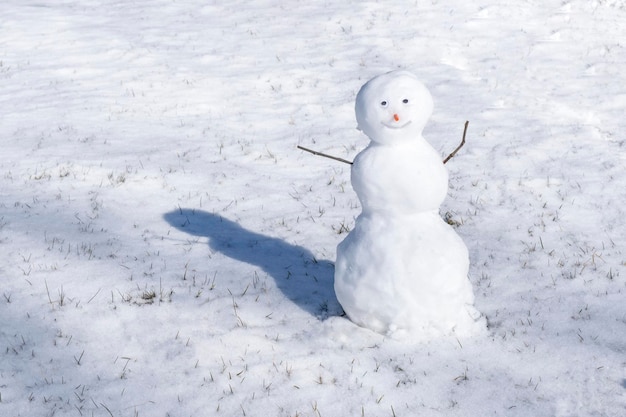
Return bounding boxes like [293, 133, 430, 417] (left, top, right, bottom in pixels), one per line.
[443, 120, 469, 164]
[297, 145, 353, 165]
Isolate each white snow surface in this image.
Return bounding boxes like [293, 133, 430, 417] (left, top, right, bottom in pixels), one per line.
[1, 1, 625, 416]
[335, 71, 482, 338]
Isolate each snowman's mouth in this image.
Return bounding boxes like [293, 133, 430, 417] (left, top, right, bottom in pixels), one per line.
[381, 120, 412, 129]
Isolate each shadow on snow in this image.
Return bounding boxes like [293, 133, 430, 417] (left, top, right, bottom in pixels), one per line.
[163, 208, 341, 319]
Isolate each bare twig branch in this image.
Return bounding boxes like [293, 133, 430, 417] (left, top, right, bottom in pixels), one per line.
[297, 145, 353, 165]
[443, 120, 468, 164]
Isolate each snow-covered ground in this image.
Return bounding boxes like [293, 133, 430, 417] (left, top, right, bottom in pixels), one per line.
[1, 1, 624, 416]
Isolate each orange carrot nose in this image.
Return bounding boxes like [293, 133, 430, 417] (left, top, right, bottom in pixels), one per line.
[393, 114, 400, 122]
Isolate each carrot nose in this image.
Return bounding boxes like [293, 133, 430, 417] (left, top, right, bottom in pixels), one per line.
[393, 114, 400, 122]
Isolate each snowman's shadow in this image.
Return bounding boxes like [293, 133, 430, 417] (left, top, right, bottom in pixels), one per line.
[163, 209, 341, 318]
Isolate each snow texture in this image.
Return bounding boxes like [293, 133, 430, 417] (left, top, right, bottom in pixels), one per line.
[1, 1, 625, 416]
[335, 71, 483, 339]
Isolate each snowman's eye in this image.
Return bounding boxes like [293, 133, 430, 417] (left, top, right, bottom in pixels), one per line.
[380, 100, 388, 107]
[402, 99, 409, 104]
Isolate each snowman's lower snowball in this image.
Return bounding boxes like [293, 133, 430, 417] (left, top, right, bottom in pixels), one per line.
[335, 211, 482, 339]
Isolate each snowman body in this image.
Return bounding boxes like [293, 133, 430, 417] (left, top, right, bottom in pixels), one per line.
[334, 71, 481, 338]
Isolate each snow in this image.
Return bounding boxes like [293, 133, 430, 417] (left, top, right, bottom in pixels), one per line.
[1, 1, 624, 416]
[335, 71, 482, 338]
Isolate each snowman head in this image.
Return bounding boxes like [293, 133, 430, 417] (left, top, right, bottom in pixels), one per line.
[355, 71, 433, 145]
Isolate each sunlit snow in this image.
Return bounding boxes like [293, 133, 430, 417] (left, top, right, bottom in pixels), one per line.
[1, 1, 624, 416]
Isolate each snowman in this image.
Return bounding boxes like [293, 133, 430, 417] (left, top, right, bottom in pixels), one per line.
[334, 70, 483, 339]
